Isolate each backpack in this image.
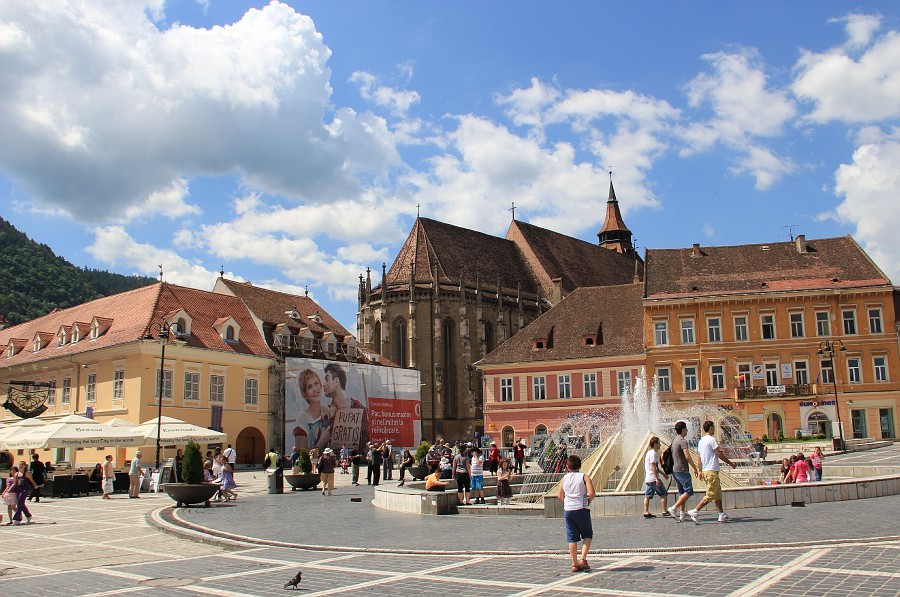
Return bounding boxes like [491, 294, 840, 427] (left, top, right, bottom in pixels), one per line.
[660, 445, 674, 475]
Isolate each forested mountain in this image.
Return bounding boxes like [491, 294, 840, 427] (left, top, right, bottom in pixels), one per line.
[0, 216, 156, 325]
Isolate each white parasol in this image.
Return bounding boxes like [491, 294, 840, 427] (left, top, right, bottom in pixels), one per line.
[132, 416, 227, 445]
[0, 414, 144, 449]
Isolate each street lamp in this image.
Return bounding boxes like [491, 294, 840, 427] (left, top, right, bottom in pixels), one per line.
[817, 339, 847, 452]
[145, 321, 179, 469]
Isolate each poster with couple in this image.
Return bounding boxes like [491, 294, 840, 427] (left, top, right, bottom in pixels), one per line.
[284, 357, 422, 454]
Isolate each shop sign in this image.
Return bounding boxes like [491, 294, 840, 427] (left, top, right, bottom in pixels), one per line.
[766, 385, 786, 395]
[752, 365, 765, 380]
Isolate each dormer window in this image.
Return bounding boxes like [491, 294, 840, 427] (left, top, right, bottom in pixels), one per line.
[533, 339, 546, 350]
[164, 309, 192, 336]
[32, 336, 41, 352]
[212, 316, 240, 344]
[57, 329, 68, 347]
[285, 309, 301, 320]
[176, 318, 187, 335]
[6, 344, 13, 358]
[308, 314, 323, 324]
[90, 317, 113, 340]
[583, 336, 595, 346]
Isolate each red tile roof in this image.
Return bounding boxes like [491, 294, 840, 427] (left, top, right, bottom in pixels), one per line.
[0, 283, 274, 367]
[479, 283, 645, 365]
[645, 236, 891, 298]
[217, 278, 352, 338]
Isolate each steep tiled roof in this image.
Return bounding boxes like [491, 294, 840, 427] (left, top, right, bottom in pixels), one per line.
[384, 218, 539, 294]
[479, 283, 645, 365]
[645, 235, 891, 298]
[217, 279, 352, 338]
[0, 283, 274, 367]
[598, 181, 630, 235]
[508, 220, 640, 295]
[150, 284, 274, 358]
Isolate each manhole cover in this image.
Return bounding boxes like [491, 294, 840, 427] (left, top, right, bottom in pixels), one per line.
[138, 577, 199, 588]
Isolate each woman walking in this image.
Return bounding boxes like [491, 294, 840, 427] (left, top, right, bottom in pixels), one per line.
[219, 455, 237, 501]
[12, 461, 38, 525]
[318, 447, 337, 496]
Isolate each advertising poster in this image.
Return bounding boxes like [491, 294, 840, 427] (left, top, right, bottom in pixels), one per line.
[285, 358, 421, 454]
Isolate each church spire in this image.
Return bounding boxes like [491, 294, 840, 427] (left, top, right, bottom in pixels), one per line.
[597, 177, 634, 257]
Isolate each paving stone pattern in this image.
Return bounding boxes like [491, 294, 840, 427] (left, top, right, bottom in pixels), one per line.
[0, 465, 897, 595]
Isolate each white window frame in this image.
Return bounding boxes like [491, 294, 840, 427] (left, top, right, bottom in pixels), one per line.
[683, 367, 697, 392]
[737, 363, 752, 388]
[156, 368, 174, 401]
[820, 360, 834, 385]
[734, 316, 749, 342]
[558, 374, 571, 399]
[113, 369, 125, 402]
[680, 319, 695, 344]
[761, 314, 776, 340]
[209, 374, 225, 403]
[61, 378, 72, 404]
[868, 308, 883, 334]
[789, 312, 804, 338]
[847, 357, 862, 383]
[532, 376, 546, 400]
[764, 362, 779, 386]
[711, 364, 725, 389]
[583, 372, 597, 397]
[244, 377, 259, 405]
[653, 321, 668, 346]
[815, 311, 831, 336]
[617, 371, 631, 395]
[184, 372, 200, 401]
[842, 310, 857, 335]
[794, 361, 809, 385]
[874, 356, 888, 382]
[656, 368, 671, 392]
[500, 378, 514, 402]
[47, 380, 57, 406]
[707, 318, 721, 343]
[86, 373, 96, 402]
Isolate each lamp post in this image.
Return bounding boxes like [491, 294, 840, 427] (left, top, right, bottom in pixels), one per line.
[145, 321, 178, 469]
[817, 339, 847, 452]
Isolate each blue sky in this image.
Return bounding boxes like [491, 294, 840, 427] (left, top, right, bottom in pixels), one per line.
[2, 2, 900, 335]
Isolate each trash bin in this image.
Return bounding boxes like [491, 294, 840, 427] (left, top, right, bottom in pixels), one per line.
[267, 467, 283, 494]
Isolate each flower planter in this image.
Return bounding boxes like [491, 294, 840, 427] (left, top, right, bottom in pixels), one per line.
[407, 466, 429, 481]
[163, 483, 220, 508]
[284, 473, 321, 491]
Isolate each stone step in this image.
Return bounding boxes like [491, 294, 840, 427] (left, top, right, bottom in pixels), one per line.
[456, 503, 545, 516]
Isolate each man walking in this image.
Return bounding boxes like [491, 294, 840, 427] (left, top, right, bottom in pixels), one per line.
[223, 444, 237, 467]
[687, 420, 736, 523]
[667, 421, 700, 521]
[381, 441, 393, 481]
[102, 454, 115, 499]
[370, 443, 382, 486]
[28, 454, 45, 503]
[642, 436, 668, 518]
[128, 450, 143, 498]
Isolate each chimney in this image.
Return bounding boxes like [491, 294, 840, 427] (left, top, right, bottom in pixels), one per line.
[795, 234, 807, 254]
[691, 243, 702, 258]
[551, 278, 563, 305]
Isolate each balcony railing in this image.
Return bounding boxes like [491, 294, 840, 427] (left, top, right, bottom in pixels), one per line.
[735, 384, 815, 400]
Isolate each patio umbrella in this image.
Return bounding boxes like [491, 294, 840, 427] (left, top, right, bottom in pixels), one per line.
[104, 418, 137, 428]
[0, 414, 144, 450]
[0, 417, 48, 443]
[132, 416, 227, 445]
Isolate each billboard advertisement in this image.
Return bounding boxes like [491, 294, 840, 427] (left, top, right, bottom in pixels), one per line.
[285, 358, 421, 453]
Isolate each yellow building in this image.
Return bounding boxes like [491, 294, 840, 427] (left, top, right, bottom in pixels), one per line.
[644, 235, 899, 443]
[0, 283, 275, 467]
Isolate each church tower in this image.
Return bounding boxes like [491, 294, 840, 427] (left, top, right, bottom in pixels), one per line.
[597, 180, 636, 257]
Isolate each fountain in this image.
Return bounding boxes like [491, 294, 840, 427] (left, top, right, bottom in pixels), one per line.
[517, 368, 760, 506]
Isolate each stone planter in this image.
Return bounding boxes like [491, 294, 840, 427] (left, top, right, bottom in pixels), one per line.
[284, 473, 321, 491]
[163, 483, 220, 508]
[407, 466, 429, 481]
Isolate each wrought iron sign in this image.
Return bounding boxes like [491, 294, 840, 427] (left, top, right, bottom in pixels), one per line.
[3, 380, 52, 419]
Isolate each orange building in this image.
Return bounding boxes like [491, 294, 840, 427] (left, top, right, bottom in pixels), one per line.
[644, 235, 899, 443]
[479, 283, 645, 447]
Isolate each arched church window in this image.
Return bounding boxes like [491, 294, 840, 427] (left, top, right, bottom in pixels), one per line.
[484, 321, 494, 354]
[393, 317, 408, 367]
[442, 318, 457, 418]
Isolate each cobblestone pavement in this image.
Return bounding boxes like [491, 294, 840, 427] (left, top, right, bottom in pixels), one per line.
[0, 462, 897, 596]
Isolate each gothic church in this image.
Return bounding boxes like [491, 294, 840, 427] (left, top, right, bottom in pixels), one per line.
[357, 182, 641, 441]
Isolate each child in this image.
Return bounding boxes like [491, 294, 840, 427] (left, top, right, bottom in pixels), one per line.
[1, 468, 17, 524]
[497, 459, 513, 505]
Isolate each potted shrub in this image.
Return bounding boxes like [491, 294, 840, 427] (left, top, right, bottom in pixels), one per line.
[406, 441, 430, 481]
[163, 440, 219, 507]
[284, 448, 321, 491]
